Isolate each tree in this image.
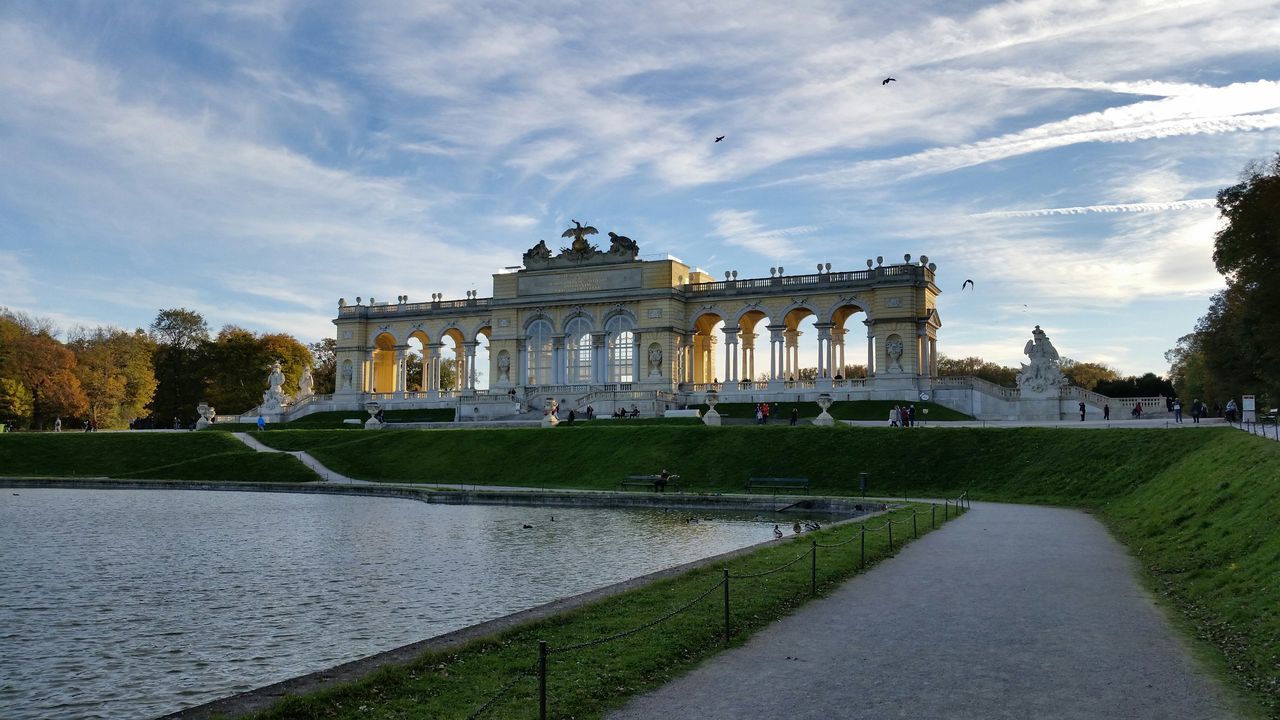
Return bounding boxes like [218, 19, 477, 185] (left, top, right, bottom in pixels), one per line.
[308, 338, 337, 394]
[1165, 333, 1219, 405]
[69, 327, 158, 429]
[149, 308, 211, 424]
[204, 326, 312, 412]
[8, 331, 88, 428]
[937, 355, 1019, 387]
[0, 378, 33, 426]
[150, 308, 209, 350]
[1176, 152, 1280, 406]
[1060, 359, 1120, 391]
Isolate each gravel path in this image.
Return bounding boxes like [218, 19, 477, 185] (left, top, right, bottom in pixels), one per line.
[609, 502, 1237, 720]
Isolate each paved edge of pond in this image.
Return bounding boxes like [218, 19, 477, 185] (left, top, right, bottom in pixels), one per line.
[608, 501, 1240, 720]
[153, 507, 886, 720]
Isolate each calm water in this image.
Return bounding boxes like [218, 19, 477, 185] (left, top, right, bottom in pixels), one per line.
[0, 489, 793, 719]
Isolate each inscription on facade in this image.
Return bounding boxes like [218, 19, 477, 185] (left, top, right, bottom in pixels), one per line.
[518, 268, 643, 296]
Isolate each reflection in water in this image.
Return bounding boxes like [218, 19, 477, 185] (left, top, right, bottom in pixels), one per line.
[0, 489, 818, 720]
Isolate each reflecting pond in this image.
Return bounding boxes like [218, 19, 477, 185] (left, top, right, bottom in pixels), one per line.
[0, 488, 813, 719]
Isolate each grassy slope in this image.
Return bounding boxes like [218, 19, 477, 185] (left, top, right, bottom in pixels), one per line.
[0, 432, 317, 482]
[254, 425, 1217, 500]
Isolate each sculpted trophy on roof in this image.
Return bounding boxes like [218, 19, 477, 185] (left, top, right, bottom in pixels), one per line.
[521, 218, 640, 269]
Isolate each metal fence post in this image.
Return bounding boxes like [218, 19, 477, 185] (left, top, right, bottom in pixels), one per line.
[944, 500, 950, 520]
[931, 504, 936, 529]
[538, 640, 547, 720]
[912, 511, 918, 539]
[888, 521, 894, 552]
[722, 569, 730, 647]
[810, 541, 817, 596]
[860, 525, 866, 568]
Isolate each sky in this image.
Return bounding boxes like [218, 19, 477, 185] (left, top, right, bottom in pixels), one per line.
[2, 0, 1279, 380]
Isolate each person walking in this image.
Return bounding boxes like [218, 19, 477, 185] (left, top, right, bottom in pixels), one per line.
[1192, 398, 1202, 424]
[1103, 402, 1110, 421]
[1079, 401, 1086, 421]
[256, 414, 266, 431]
[789, 408, 798, 426]
[1226, 399, 1238, 424]
[54, 417, 62, 432]
[1173, 399, 1183, 424]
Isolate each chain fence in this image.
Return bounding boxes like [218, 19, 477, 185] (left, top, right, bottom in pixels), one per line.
[1237, 419, 1280, 442]
[468, 491, 970, 719]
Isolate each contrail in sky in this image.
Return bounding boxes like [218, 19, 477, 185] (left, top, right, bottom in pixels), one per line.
[970, 198, 1217, 218]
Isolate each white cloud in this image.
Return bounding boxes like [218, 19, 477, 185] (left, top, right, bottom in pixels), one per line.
[708, 210, 816, 259]
[0, 251, 35, 305]
[971, 198, 1217, 218]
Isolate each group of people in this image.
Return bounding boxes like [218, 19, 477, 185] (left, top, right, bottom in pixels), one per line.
[612, 404, 640, 418]
[888, 404, 916, 427]
[747, 399, 768, 422]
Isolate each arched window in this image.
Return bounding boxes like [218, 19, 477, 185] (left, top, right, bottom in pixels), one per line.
[606, 315, 635, 382]
[565, 317, 593, 384]
[526, 319, 553, 385]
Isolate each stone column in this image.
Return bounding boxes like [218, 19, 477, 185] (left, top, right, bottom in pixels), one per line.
[722, 326, 739, 382]
[814, 323, 833, 378]
[929, 337, 938, 377]
[464, 341, 479, 390]
[834, 328, 847, 377]
[516, 339, 527, 387]
[633, 332, 642, 384]
[552, 335, 566, 386]
[427, 343, 445, 391]
[864, 321, 876, 378]
[592, 332, 607, 384]
[767, 325, 785, 380]
[784, 329, 801, 380]
[741, 332, 756, 383]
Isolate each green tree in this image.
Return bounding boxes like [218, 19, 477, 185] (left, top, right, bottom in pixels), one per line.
[1165, 333, 1219, 405]
[204, 326, 312, 412]
[149, 308, 211, 424]
[937, 355, 1019, 387]
[1060, 359, 1120, 391]
[1183, 152, 1280, 406]
[308, 338, 337, 394]
[69, 327, 158, 429]
[0, 377, 33, 426]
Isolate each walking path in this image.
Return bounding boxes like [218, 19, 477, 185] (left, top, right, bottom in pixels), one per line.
[609, 502, 1238, 720]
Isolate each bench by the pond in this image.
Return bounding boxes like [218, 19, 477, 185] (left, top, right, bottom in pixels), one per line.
[745, 477, 810, 494]
[619, 474, 682, 492]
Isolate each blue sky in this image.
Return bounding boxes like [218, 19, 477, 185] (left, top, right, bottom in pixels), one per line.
[2, 0, 1278, 378]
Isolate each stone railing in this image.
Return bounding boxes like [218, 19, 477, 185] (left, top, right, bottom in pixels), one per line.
[338, 297, 492, 317]
[684, 264, 932, 295]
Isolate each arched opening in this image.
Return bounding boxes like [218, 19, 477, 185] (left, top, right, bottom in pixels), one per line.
[407, 331, 429, 391]
[565, 316, 593, 385]
[441, 327, 466, 392]
[371, 332, 397, 393]
[526, 319, 553, 386]
[736, 310, 772, 383]
[605, 315, 635, 383]
[691, 313, 724, 384]
[831, 304, 870, 379]
[473, 326, 491, 390]
[783, 308, 815, 382]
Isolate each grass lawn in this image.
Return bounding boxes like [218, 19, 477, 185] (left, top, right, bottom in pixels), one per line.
[0, 432, 317, 482]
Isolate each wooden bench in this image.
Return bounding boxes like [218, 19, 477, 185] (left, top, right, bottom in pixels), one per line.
[745, 477, 810, 494]
[619, 474, 681, 492]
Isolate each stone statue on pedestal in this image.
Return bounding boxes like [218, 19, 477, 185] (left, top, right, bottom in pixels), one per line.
[1016, 325, 1064, 396]
[259, 360, 289, 414]
[297, 367, 314, 400]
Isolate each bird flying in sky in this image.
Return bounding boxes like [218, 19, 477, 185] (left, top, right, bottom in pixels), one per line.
[882, 77, 896, 85]
[961, 279, 974, 291]
[715, 135, 725, 142]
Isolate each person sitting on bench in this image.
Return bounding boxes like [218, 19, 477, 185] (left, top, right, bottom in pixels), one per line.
[656, 469, 671, 492]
